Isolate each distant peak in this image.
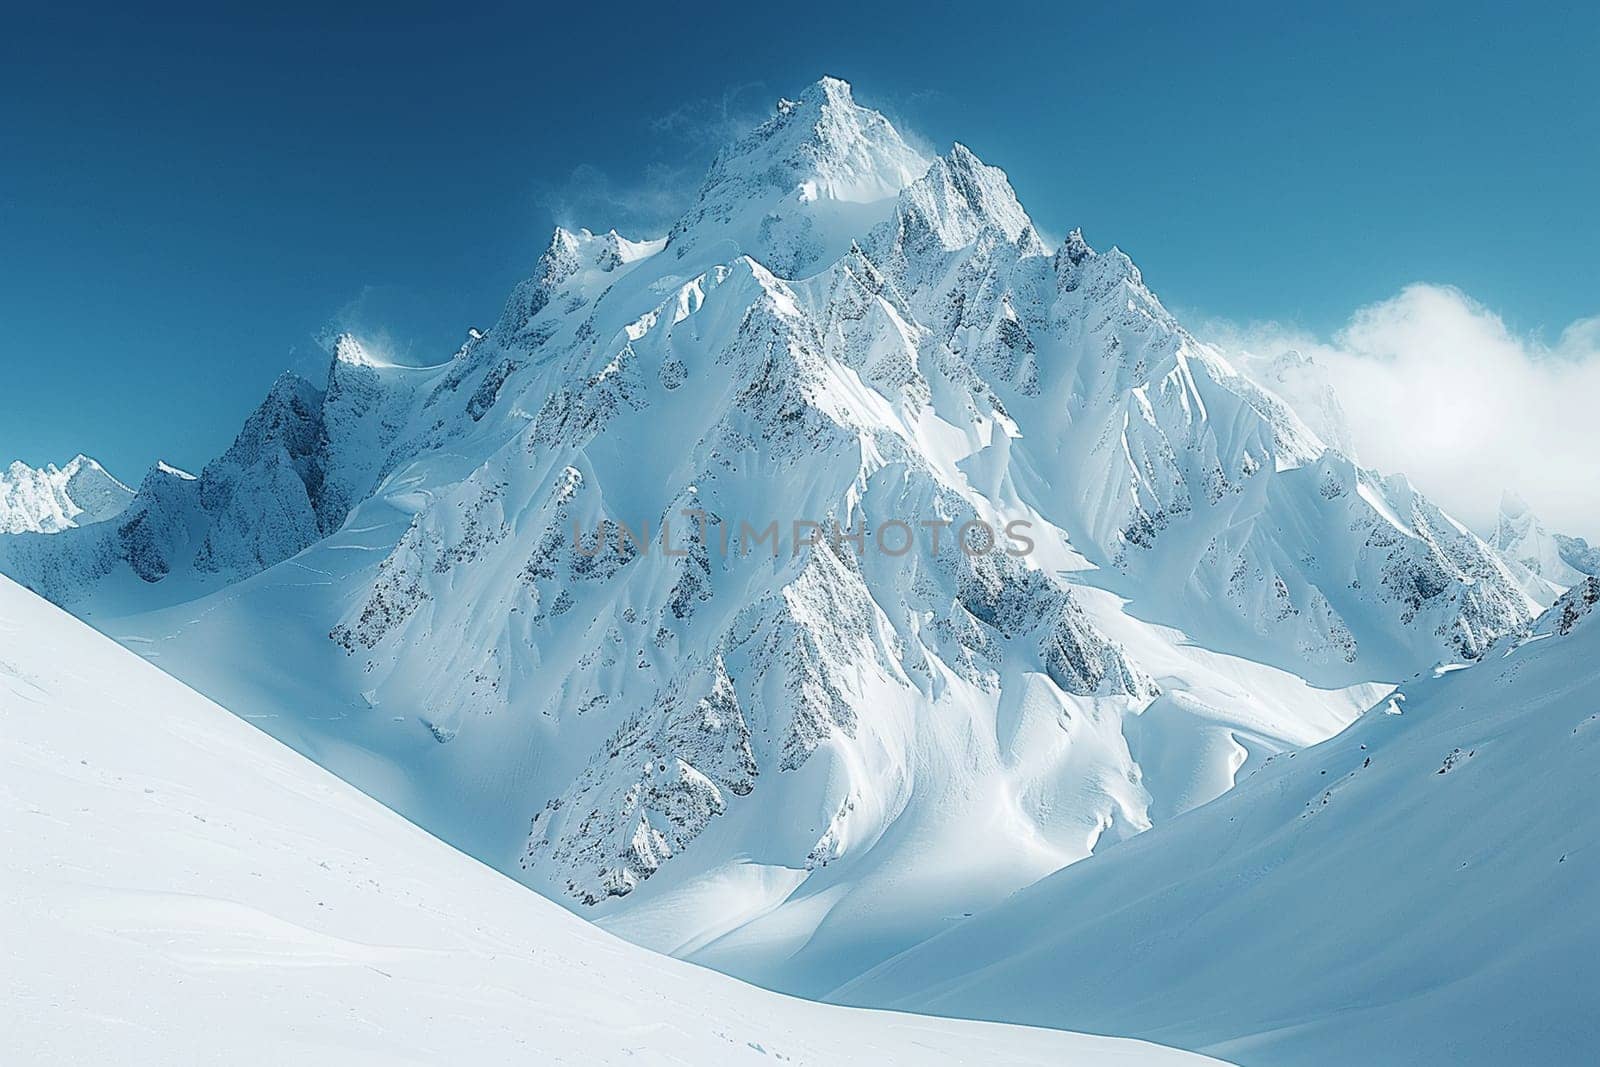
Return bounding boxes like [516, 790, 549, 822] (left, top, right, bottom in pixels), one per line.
[0, 453, 133, 533]
[1499, 489, 1532, 518]
[60, 454, 119, 482]
[5, 455, 110, 479]
[154, 460, 196, 481]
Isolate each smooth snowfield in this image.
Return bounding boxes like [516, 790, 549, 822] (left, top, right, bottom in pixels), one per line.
[839, 581, 1600, 1065]
[0, 575, 1214, 1066]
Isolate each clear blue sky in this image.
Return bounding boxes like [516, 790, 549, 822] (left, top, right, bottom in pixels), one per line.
[3, 1, 1596, 482]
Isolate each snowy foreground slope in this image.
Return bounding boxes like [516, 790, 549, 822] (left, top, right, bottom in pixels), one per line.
[0, 76, 1555, 998]
[0, 573, 1212, 1066]
[841, 579, 1600, 1065]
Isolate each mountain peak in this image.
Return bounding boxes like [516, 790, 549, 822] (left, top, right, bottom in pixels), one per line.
[665, 76, 930, 277]
[1493, 491, 1600, 590]
[0, 454, 133, 534]
[1057, 227, 1096, 268]
[692, 74, 927, 208]
[894, 141, 1041, 251]
[945, 140, 983, 168]
[789, 74, 855, 110]
[1499, 488, 1532, 519]
[332, 333, 381, 368]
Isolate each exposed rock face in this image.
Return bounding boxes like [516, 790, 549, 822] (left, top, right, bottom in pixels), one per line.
[194, 373, 324, 575]
[117, 462, 201, 583]
[524, 657, 758, 904]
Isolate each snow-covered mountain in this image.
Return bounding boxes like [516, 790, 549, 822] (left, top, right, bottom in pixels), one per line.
[841, 577, 1600, 1066]
[0, 77, 1542, 998]
[0, 455, 131, 534]
[0, 335, 424, 612]
[1492, 489, 1600, 593]
[1231, 348, 1359, 460]
[0, 572, 1214, 1065]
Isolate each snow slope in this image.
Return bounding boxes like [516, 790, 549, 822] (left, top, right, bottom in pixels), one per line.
[841, 578, 1600, 1065]
[0, 572, 1215, 1066]
[0, 455, 131, 534]
[0, 76, 1540, 998]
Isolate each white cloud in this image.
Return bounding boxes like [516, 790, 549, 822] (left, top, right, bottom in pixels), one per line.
[1204, 284, 1600, 538]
